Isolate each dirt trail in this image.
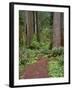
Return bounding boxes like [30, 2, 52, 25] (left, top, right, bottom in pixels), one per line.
[23, 57, 48, 79]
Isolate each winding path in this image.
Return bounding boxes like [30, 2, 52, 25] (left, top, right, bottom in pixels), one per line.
[23, 57, 48, 79]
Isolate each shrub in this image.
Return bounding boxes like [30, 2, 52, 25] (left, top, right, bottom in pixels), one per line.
[29, 35, 40, 49]
[30, 41, 40, 49]
[19, 48, 29, 65]
[48, 55, 64, 77]
[57, 55, 64, 66]
[52, 47, 64, 56]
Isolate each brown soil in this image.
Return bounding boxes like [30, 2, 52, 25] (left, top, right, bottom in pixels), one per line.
[23, 57, 48, 79]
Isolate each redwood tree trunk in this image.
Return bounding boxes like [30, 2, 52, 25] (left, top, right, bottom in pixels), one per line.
[60, 13, 64, 46]
[34, 11, 40, 42]
[25, 11, 34, 47]
[53, 12, 61, 48]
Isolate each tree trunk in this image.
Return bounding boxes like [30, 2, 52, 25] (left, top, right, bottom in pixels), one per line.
[25, 11, 34, 47]
[60, 13, 64, 46]
[34, 11, 37, 34]
[53, 12, 61, 48]
[35, 12, 40, 42]
[33, 12, 40, 42]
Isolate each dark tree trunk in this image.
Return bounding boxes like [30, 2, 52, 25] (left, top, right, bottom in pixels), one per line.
[34, 11, 37, 34]
[35, 12, 40, 42]
[53, 12, 61, 48]
[60, 13, 64, 46]
[33, 12, 40, 42]
[25, 11, 34, 47]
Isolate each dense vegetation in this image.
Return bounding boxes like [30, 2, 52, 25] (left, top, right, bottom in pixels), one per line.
[19, 11, 64, 79]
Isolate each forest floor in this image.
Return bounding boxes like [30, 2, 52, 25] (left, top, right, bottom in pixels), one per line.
[19, 56, 48, 79]
[19, 56, 64, 79]
[19, 47, 64, 79]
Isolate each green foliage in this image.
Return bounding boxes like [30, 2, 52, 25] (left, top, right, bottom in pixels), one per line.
[48, 55, 64, 77]
[29, 35, 40, 49]
[38, 12, 53, 30]
[56, 55, 64, 66]
[48, 47, 64, 57]
[19, 48, 40, 66]
[30, 41, 40, 49]
[19, 46, 64, 64]
[52, 47, 64, 56]
[19, 48, 29, 66]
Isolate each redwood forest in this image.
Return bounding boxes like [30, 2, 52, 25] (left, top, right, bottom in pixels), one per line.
[19, 11, 64, 79]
